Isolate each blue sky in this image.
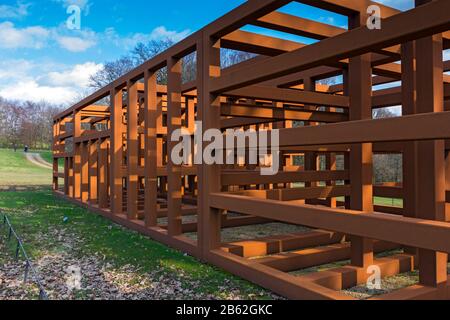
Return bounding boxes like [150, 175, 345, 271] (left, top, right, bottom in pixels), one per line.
[0, 0, 413, 105]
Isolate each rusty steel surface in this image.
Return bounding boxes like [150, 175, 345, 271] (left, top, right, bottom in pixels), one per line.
[52, 0, 450, 300]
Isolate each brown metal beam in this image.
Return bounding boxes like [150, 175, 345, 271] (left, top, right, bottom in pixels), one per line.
[211, 0, 450, 93]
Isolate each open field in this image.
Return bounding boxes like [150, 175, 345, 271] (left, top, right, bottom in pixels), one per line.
[0, 149, 51, 187]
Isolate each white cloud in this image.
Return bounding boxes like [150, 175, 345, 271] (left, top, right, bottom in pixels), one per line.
[0, 22, 50, 49]
[149, 26, 191, 42]
[0, 60, 102, 105]
[0, 21, 97, 52]
[46, 62, 102, 87]
[0, 20, 188, 53]
[0, 1, 30, 19]
[0, 59, 35, 81]
[56, 35, 96, 52]
[0, 80, 77, 104]
[107, 26, 191, 49]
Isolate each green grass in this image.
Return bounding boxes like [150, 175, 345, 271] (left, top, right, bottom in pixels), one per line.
[0, 190, 270, 299]
[374, 197, 403, 208]
[0, 149, 51, 186]
[36, 150, 53, 165]
[337, 196, 403, 208]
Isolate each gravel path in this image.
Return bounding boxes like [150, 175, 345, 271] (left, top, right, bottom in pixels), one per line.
[24, 153, 52, 170]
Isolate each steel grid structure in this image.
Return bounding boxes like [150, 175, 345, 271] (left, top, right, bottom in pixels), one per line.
[53, 0, 450, 300]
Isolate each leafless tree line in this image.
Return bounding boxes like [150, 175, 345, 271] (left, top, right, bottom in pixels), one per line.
[0, 97, 62, 150]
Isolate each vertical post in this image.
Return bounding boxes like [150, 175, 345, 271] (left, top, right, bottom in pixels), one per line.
[187, 98, 196, 134]
[401, 41, 419, 255]
[98, 139, 108, 208]
[127, 80, 139, 220]
[446, 150, 450, 221]
[81, 141, 89, 203]
[64, 157, 69, 195]
[52, 120, 59, 189]
[415, 0, 447, 286]
[144, 70, 158, 227]
[304, 77, 318, 204]
[157, 102, 166, 199]
[53, 158, 59, 191]
[326, 153, 337, 208]
[52, 122, 58, 165]
[73, 112, 81, 199]
[342, 70, 351, 209]
[167, 57, 183, 236]
[73, 144, 81, 199]
[89, 140, 98, 203]
[348, 7, 374, 268]
[110, 88, 123, 215]
[68, 157, 74, 197]
[197, 34, 222, 258]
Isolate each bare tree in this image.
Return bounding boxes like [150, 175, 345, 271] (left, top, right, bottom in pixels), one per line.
[89, 56, 135, 89]
[373, 107, 400, 119]
[132, 39, 174, 64]
[221, 49, 256, 69]
[0, 98, 62, 149]
[90, 40, 257, 89]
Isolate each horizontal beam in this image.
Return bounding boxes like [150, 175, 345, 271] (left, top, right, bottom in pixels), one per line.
[221, 104, 348, 123]
[225, 85, 350, 108]
[221, 170, 349, 186]
[74, 130, 111, 143]
[230, 185, 351, 201]
[222, 30, 305, 56]
[276, 111, 450, 147]
[254, 11, 344, 40]
[210, 193, 450, 254]
[373, 186, 403, 199]
[211, 0, 450, 93]
[373, 83, 450, 108]
[222, 230, 344, 258]
[221, 117, 274, 129]
[295, 0, 400, 17]
[256, 240, 398, 272]
[204, 0, 291, 38]
[254, 10, 400, 60]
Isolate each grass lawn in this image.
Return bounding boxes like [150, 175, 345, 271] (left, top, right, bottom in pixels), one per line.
[374, 196, 403, 208]
[337, 196, 403, 208]
[0, 149, 51, 186]
[35, 150, 53, 165]
[0, 190, 272, 299]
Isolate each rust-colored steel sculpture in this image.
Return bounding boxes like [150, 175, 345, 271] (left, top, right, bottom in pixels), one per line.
[53, 0, 450, 300]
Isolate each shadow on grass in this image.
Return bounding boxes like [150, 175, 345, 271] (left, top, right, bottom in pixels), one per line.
[0, 190, 274, 299]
